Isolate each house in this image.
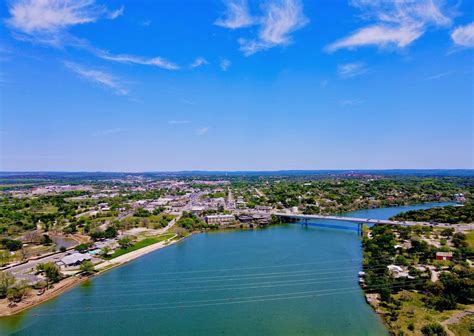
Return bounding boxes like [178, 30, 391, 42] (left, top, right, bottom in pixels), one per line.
[59, 253, 92, 267]
[387, 265, 413, 279]
[237, 214, 254, 223]
[205, 215, 235, 225]
[436, 251, 453, 261]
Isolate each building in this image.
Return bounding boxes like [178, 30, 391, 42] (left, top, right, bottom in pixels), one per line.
[59, 253, 92, 267]
[205, 215, 235, 225]
[436, 251, 453, 261]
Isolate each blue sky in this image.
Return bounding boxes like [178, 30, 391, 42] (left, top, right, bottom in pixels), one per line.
[0, 0, 473, 171]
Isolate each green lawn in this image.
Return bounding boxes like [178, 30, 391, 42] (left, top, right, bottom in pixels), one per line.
[466, 230, 474, 248]
[109, 233, 175, 259]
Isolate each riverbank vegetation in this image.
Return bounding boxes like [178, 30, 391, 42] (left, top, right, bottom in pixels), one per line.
[362, 223, 473, 335]
[391, 203, 474, 224]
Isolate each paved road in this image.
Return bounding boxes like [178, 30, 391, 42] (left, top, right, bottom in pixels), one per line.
[6, 251, 68, 275]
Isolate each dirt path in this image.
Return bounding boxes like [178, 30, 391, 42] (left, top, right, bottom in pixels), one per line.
[442, 307, 474, 336]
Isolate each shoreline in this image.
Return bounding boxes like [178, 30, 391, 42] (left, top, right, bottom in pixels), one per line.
[0, 233, 185, 317]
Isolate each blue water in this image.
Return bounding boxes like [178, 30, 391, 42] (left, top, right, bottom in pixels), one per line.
[0, 203, 452, 335]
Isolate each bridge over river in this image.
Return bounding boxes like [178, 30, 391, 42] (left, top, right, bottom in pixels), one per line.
[272, 213, 472, 232]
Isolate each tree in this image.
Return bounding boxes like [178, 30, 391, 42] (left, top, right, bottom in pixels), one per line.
[1, 239, 22, 251]
[36, 262, 62, 286]
[75, 243, 91, 253]
[118, 236, 132, 249]
[101, 246, 111, 257]
[7, 280, 30, 304]
[440, 228, 454, 238]
[0, 271, 15, 298]
[80, 260, 95, 275]
[0, 250, 11, 267]
[451, 232, 467, 248]
[41, 234, 52, 246]
[421, 323, 447, 336]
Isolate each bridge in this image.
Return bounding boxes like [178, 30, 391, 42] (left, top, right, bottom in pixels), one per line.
[272, 213, 472, 232]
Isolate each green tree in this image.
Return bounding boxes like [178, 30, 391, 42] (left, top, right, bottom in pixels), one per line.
[118, 236, 132, 249]
[0, 271, 15, 298]
[0, 250, 11, 267]
[421, 323, 447, 336]
[36, 262, 62, 286]
[80, 260, 95, 275]
[7, 280, 30, 304]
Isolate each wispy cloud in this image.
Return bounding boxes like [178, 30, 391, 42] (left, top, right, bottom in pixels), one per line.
[190, 57, 208, 69]
[139, 19, 151, 27]
[168, 120, 190, 125]
[220, 58, 231, 71]
[5, 1, 181, 73]
[180, 98, 196, 105]
[6, 0, 122, 46]
[451, 22, 474, 48]
[215, 0, 254, 29]
[196, 127, 209, 135]
[424, 71, 453, 81]
[337, 62, 368, 78]
[96, 52, 180, 70]
[339, 99, 365, 107]
[326, 0, 453, 52]
[107, 5, 124, 19]
[93, 128, 123, 136]
[216, 0, 308, 56]
[64, 61, 129, 95]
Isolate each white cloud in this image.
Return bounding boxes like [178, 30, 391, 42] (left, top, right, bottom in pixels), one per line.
[96, 52, 180, 70]
[6, 0, 122, 40]
[107, 5, 124, 20]
[339, 98, 365, 107]
[326, 0, 454, 52]
[168, 120, 190, 125]
[337, 62, 368, 78]
[424, 71, 453, 80]
[214, 0, 254, 29]
[220, 58, 231, 71]
[93, 128, 123, 136]
[451, 22, 474, 48]
[326, 25, 422, 52]
[196, 127, 209, 135]
[217, 0, 308, 56]
[181, 98, 196, 105]
[190, 57, 208, 68]
[64, 61, 129, 95]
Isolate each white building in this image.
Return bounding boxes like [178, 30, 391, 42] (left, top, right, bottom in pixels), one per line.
[59, 253, 92, 267]
[205, 215, 235, 225]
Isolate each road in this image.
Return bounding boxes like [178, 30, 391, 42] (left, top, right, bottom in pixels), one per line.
[5, 250, 69, 275]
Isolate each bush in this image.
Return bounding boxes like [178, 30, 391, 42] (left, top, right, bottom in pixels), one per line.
[1, 239, 22, 251]
[75, 243, 91, 253]
[421, 323, 447, 336]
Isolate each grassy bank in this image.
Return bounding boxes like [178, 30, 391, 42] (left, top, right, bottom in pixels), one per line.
[109, 233, 175, 259]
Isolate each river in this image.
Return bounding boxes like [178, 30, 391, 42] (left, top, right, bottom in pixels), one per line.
[0, 202, 454, 335]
